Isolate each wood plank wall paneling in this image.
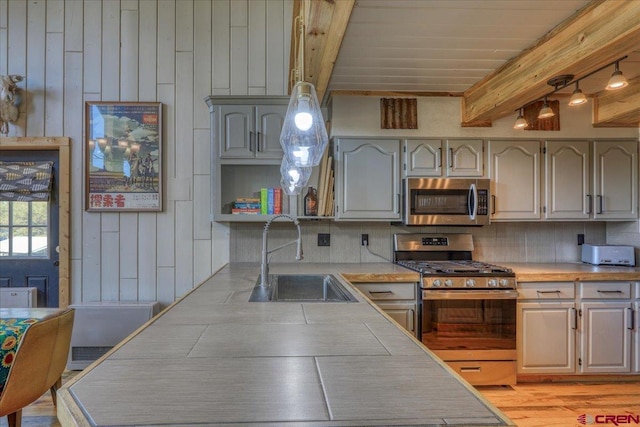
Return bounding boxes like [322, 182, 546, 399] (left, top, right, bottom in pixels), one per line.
[0, 0, 292, 307]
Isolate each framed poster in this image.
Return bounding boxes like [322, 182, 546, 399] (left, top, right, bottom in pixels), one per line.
[85, 102, 162, 211]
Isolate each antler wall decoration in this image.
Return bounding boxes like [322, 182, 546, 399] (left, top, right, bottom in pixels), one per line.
[0, 75, 24, 135]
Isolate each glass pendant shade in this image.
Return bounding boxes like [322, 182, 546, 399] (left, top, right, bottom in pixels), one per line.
[606, 69, 628, 90]
[280, 156, 311, 188]
[538, 99, 555, 119]
[280, 81, 329, 167]
[513, 109, 528, 129]
[280, 176, 303, 196]
[568, 87, 587, 106]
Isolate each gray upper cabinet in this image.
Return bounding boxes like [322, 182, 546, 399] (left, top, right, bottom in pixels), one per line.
[544, 139, 637, 220]
[489, 140, 541, 220]
[404, 139, 484, 177]
[544, 140, 591, 220]
[334, 138, 401, 220]
[217, 102, 287, 159]
[592, 140, 638, 220]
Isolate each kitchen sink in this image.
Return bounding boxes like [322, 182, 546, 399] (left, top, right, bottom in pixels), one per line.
[248, 274, 358, 303]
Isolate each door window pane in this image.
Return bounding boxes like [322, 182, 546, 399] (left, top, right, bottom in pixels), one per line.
[0, 201, 49, 258]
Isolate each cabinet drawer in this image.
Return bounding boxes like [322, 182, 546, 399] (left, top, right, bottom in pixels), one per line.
[579, 282, 631, 299]
[0, 287, 37, 308]
[518, 282, 575, 299]
[446, 361, 516, 386]
[354, 283, 416, 301]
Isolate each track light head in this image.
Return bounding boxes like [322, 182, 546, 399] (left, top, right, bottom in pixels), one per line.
[538, 98, 555, 119]
[568, 82, 587, 106]
[606, 62, 628, 90]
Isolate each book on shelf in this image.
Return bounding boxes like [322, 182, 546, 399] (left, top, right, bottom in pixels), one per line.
[231, 208, 261, 215]
[260, 188, 268, 215]
[233, 202, 261, 209]
[274, 187, 282, 214]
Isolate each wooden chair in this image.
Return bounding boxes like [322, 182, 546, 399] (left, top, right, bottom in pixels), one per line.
[0, 308, 75, 427]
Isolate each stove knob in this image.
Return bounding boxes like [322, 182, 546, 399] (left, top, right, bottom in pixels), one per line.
[432, 279, 442, 288]
[444, 279, 454, 287]
[488, 279, 498, 287]
[465, 279, 476, 287]
[499, 279, 511, 287]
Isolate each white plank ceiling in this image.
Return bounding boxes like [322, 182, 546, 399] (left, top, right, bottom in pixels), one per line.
[328, 0, 640, 96]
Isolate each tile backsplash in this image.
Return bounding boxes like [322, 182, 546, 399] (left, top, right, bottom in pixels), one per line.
[230, 221, 608, 264]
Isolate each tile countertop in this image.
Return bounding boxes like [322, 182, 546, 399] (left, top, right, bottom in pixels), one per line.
[499, 262, 640, 282]
[57, 262, 512, 427]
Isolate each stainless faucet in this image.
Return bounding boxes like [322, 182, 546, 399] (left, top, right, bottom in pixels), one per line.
[260, 214, 303, 287]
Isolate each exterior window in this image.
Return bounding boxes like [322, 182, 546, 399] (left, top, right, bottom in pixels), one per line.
[0, 201, 48, 257]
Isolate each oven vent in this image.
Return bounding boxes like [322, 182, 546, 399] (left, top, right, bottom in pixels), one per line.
[72, 346, 113, 361]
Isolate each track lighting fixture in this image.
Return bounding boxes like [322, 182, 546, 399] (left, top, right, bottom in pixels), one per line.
[513, 55, 628, 130]
[606, 61, 628, 90]
[537, 97, 555, 119]
[513, 108, 528, 129]
[568, 81, 587, 106]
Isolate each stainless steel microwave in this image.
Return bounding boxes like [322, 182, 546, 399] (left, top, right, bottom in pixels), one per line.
[403, 178, 491, 226]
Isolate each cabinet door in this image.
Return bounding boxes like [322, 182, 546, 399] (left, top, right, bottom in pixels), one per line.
[255, 105, 286, 159]
[446, 139, 484, 177]
[544, 140, 590, 219]
[489, 140, 541, 220]
[517, 302, 576, 374]
[335, 139, 401, 220]
[218, 105, 254, 158]
[634, 301, 639, 373]
[593, 140, 638, 220]
[580, 301, 632, 373]
[404, 139, 442, 177]
[376, 302, 417, 337]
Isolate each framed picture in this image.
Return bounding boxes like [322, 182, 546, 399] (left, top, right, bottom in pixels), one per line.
[85, 102, 162, 212]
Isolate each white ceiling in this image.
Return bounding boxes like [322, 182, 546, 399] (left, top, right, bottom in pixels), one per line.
[327, 0, 640, 96]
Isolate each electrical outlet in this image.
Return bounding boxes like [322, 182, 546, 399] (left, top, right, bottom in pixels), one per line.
[577, 233, 585, 245]
[361, 234, 369, 246]
[318, 233, 330, 247]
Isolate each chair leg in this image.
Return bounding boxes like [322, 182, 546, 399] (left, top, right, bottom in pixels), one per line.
[50, 376, 62, 406]
[7, 409, 22, 427]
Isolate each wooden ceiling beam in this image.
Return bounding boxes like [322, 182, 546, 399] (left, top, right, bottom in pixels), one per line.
[592, 74, 640, 127]
[461, 0, 640, 126]
[289, 0, 355, 103]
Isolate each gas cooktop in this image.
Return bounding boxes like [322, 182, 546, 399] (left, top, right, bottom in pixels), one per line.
[397, 260, 514, 276]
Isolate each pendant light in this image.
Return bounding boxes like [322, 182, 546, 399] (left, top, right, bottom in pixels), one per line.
[568, 81, 587, 106]
[280, 156, 311, 195]
[513, 108, 528, 129]
[537, 97, 555, 119]
[606, 61, 628, 90]
[279, 4, 329, 168]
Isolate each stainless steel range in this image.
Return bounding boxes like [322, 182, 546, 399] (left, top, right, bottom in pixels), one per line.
[394, 233, 517, 386]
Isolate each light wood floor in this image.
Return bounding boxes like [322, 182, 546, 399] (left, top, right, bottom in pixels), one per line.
[2, 373, 640, 426]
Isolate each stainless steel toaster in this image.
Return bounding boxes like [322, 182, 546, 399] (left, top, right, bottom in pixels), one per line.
[581, 244, 635, 266]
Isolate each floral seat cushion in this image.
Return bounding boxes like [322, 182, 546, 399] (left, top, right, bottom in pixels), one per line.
[0, 318, 39, 396]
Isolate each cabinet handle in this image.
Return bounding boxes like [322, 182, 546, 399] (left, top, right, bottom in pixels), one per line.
[460, 367, 481, 372]
[438, 147, 442, 168]
[397, 193, 401, 214]
[586, 194, 592, 214]
[536, 290, 561, 294]
[596, 195, 603, 214]
[408, 309, 415, 332]
[597, 290, 624, 294]
[256, 131, 262, 152]
[571, 307, 577, 330]
[369, 290, 394, 295]
[628, 307, 635, 331]
[249, 131, 255, 152]
[491, 195, 496, 214]
[449, 147, 453, 168]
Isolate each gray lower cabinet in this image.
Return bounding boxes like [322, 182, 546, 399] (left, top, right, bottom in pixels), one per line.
[518, 281, 637, 375]
[635, 284, 640, 372]
[354, 282, 417, 337]
[578, 282, 633, 373]
[517, 282, 576, 374]
[334, 138, 401, 220]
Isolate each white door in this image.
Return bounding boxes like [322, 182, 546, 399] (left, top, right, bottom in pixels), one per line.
[446, 139, 484, 177]
[404, 139, 442, 177]
[489, 140, 541, 220]
[580, 301, 632, 373]
[517, 302, 576, 374]
[544, 140, 590, 219]
[255, 105, 286, 159]
[218, 105, 254, 158]
[592, 140, 638, 220]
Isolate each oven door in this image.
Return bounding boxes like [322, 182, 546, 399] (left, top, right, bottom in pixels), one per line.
[421, 289, 517, 360]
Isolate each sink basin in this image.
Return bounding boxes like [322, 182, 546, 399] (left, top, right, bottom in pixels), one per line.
[248, 274, 358, 303]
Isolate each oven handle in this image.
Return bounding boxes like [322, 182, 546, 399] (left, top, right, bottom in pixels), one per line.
[422, 289, 519, 300]
[468, 183, 477, 220]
